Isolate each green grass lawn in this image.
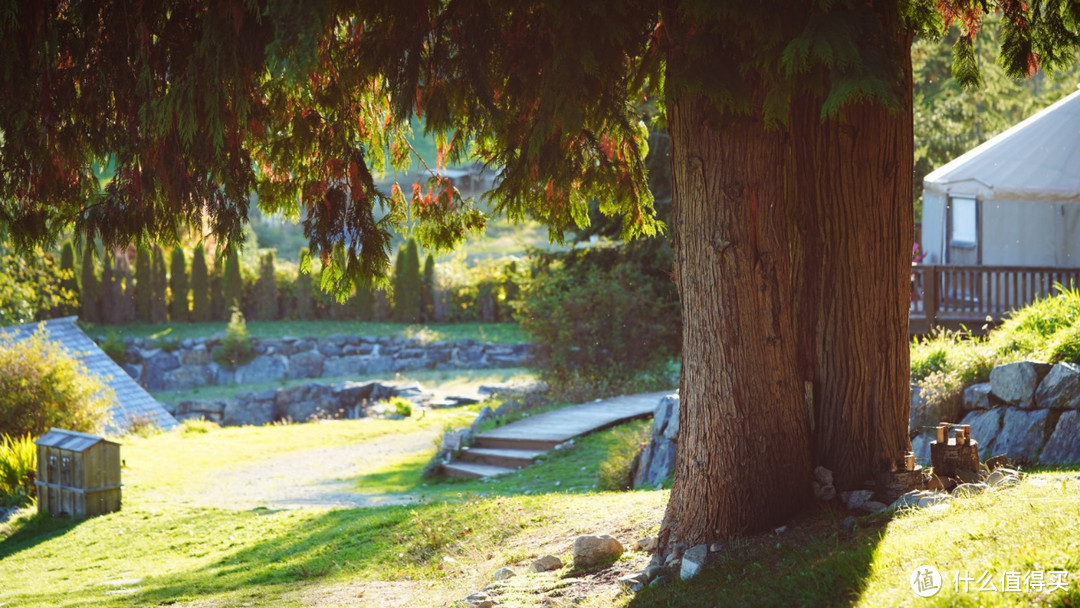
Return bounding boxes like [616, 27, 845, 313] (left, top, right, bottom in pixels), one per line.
[83, 320, 528, 344]
[1, 415, 1078, 607]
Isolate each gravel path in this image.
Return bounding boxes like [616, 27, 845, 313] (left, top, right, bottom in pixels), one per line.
[193, 428, 440, 510]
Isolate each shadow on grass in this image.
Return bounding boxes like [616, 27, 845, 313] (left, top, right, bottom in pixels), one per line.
[627, 505, 890, 608]
[0, 510, 85, 560]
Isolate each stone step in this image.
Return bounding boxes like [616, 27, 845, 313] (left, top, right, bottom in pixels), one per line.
[442, 462, 518, 479]
[458, 447, 545, 469]
[471, 436, 563, 451]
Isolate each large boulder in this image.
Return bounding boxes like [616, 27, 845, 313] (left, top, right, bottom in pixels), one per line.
[990, 361, 1052, 408]
[161, 366, 213, 391]
[959, 408, 1004, 460]
[235, 355, 289, 384]
[222, 398, 276, 426]
[323, 355, 366, 378]
[287, 350, 325, 380]
[632, 394, 679, 488]
[572, 535, 624, 569]
[995, 407, 1051, 464]
[910, 432, 934, 466]
[1040, 411, 1080, 465]
[179, 345, 212, 366]
[1035, 362, 1080, 410]
[141, 351, 182, 390]
[962, 383, 994, 411]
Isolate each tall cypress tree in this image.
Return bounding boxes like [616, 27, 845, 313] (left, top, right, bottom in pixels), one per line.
[190, 243, 210, 322]
[294, 247, 314, 320]
[150, 245, 168, 324]
[223, 250, 242, 313]
[254, 251, 278, 320]
[421, 253, 436, 322]
[210, 258, 225, 321]
[79, 243, 98, 323]
[391, 246, 407, 322]
[134, 246, 152, 322]
[101, 252, 116, 324]
[169, 247, 188, 322]
[400, 239, 422, 323]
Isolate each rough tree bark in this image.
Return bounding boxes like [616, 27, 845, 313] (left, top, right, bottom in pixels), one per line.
[790, 6, 915, 489]
[660, 92, 814, 548]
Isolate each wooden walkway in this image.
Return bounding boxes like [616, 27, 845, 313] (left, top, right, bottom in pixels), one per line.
[443, 391, 671, 479]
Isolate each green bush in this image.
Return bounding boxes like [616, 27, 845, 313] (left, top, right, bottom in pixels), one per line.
[0, 241, 78, 325]
[79, 242, 99, 323]
[255, 251, 279, 320]
[517, 241, 680, 399]
[223, 250, 243, 314]
[100, 331, 128, 363]
[212, 309, 255, 371]
[0, 433, 36, 507]
[0, 326, 113, 439]
[134, 246, 152, 322]
[390, 396, 413, 418]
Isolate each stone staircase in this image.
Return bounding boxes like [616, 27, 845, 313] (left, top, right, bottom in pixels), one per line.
[441, 391, 671, 479]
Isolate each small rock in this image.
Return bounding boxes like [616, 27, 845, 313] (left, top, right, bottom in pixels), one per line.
[927, 475, 946, 492]
[917, 493, 952, 509]
[841, 489, 874, 511]
[812, 466, 836, 500]
[650, 575, 666, 587]
[860, 501, 888, 513]
[813, 466, 833, 486]
[617, 573, 648, 589]
[709, 543, 723, 553]
[644, 565, 664, 581]
[573, 534, 624, 569]
[985, 454, 1013, 471]
[529, 555, 563, 573]
[680, 544, 710, 580]
[952, 482, 988, 497]
[633, 536, 658, 553]
[986, 470, 1020, 488]
[890, 490, 923, 510]
[774, 526, 788, 534]
[955, 468, 982, 484]
[840, 516, 858, 533]
[492, 567, 516, 581]
[465, 591, 495, 608]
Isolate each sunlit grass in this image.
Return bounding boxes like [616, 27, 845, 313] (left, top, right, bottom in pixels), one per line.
[82, 320, 529, 344]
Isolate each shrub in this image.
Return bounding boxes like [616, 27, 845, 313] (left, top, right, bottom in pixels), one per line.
[212, 308, 255, 371]
[421, 253, 436, 321]
[517, 241, 680, 399]
[100, 331, 128, 363]
[190, 244, 211, 322]
[180, 418, 221, 435]
[169, 247, 189, 322]
[223, 250, 243, 313]
[58, 241, 78, 316]
[0, 325, 113, 439]
[390, 396, 413, 418]
[0, 433, 36, 507]
[294, 248, 315, 320]
[0, 241, 78, 325]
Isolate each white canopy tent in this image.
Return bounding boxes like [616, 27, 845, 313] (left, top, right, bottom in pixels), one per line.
[921, 87, 1080, 267]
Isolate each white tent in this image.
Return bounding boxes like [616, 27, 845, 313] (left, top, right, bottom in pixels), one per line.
[921, 87, 1080, 267]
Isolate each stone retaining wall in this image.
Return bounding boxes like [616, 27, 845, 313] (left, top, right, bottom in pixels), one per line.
[911, 360, 1080, 466]
[112, 335, 531, 392]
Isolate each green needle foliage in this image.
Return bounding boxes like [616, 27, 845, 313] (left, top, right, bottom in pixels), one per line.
[294, 248, 314, 320]
[58, 241, 77, 316]
[255, 251, 279, 321]
[169, 247, 189, 322]
[190, 244, 211, 322]
[422, 253, 436, 322]
[223, 251, 242, 314]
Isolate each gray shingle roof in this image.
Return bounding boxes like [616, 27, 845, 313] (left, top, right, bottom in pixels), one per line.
[1, 316, 178, 433]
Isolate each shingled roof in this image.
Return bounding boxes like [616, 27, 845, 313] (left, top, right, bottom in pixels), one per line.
[1, 316, 178, 433]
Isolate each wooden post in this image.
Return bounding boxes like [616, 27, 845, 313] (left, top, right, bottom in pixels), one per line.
[924, 265, 939, 331]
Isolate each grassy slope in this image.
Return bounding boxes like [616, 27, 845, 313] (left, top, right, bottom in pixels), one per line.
[83, 320, 528, 343]
[1, 412, 1078, 607]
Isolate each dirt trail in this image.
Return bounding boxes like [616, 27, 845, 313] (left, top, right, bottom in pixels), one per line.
[193, 428, 439, 510]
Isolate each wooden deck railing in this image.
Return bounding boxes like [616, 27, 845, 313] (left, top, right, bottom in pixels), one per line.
[910, 265, 1080, 334]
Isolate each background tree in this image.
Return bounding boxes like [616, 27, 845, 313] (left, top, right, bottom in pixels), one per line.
[391, 248, 408, 322]
[79, 244, 99, 324]
[397, 239, 422, 324]
[210, 260, 226, 322]
[169, 248, 189, 322]
[134, 246, 152, 322]
[223, 251, 242, 314]
[100, 253, 117, 324]
[150, 246, 168, 325]
[421, 254, 436, 322]
[294, 248, 314, 320]
[58, 242, 78, 316]
[115, 250, 136, 324]
[0, 242, 78, 325]
[255, 251, 279, 321]
[190, 244, 211, 322]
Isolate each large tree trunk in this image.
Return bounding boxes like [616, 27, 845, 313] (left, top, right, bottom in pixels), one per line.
[790, 9, 915, 489]
[660, 94, 813, 547]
